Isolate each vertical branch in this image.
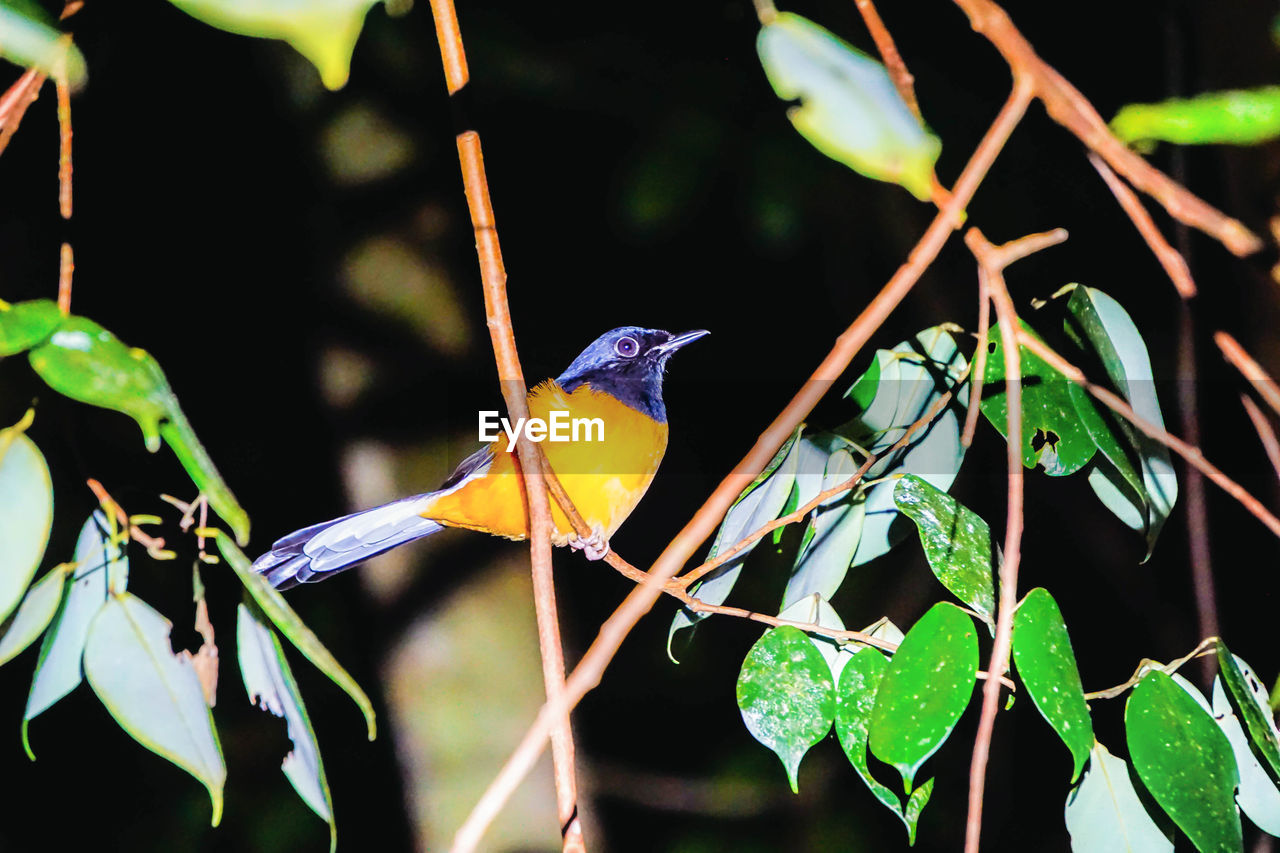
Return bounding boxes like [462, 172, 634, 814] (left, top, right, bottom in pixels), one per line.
[55, 38, 73, 221]
[426, 0, 584, 849]
[1179, 305, 1218, 680]
[961, 271, 990, 447]
[852, 0, 921, 121]
[57, 243, 73, 316]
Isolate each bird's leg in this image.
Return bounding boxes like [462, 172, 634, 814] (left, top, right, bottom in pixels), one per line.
[568, 524, 611, 561]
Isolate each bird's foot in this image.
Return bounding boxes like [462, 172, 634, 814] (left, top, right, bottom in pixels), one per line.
[568, 526, 610, 561]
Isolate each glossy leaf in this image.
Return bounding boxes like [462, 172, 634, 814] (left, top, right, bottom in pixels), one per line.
[1011, 587, 1093, 782]
[0, 566, 69, 667]
[1064, 741, 1174, 853]
[778, 593, 849, 681]
[1112, 87, 1280, 148]
[982, 320, 1102, 475]
[869, 603, 978, 792]
[0, 1, 85, 85]
[1066, 286, 1177, 554]
[214, 532, 376, 740]
[0, 424, 53, 624]
[1217, 644, 1280, 783]
[1125, 671, 1241, 853]
[903, 780, 934, 846]
[782, 447, 865, 609]
[757, 12, 941, 200]
[28, 315, 250, 545]
[1211, 677, 1280, 836]
[24, 511, 117, 743]
[736, 625, 835, 792]
[669, 428, 802, 657]
[840, 327, 968, 569]
[238, 600, 336, 849]
[0, 299, 62, 356]
[893, 475, 995, 628]
[165, 0, 379, 90]
[83, 593, 225, 825]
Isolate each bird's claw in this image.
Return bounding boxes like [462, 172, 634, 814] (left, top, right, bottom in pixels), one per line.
[569, 527, 610, 561]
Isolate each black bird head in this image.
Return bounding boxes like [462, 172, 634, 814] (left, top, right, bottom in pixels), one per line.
[555, 326, 709, 422]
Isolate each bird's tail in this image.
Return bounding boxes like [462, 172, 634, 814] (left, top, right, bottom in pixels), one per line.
[251, 494, 444, 589]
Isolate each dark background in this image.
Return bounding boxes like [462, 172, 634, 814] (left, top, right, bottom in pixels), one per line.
[1, 0, 1279, 850]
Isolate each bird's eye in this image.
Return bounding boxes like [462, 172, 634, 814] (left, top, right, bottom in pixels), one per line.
[615, 336, 639, 357]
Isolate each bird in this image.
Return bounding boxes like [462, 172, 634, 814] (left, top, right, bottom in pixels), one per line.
[252, 326, 708, 589]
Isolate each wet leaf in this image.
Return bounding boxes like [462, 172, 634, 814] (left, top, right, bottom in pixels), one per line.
[1125, 671, 1241, 853]
[84, 593, 225, 825]
[1064, 741, 1173, 853]
[0, 299, 62, 356]
[868, 602, 978, 792]
[893, 475, 995, 629]
[164, 0, 380, 89]
[757, 12, 941, 200]
[0, 421, 53, 624]
[736, 625, 835, 792]
[238, 599, 335, 849]
[1011, 588, 1093, 782]
[214, 532, 376, 740]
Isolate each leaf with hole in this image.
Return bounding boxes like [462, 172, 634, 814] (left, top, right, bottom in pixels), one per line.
[1012, 587, 1093, 782]
[238, 599, 336, 850]
[84, 593, 225, 825]
[736, 625, 835, 793]
[1064, 740, 1173, 853]
[1125, 671, 1241, 853]
[215, 532, 376, 740]
[669, 428, 802, 659]
[1210, 677, 1280, 836]
[0, 422, 53, 625]
[893, 474, 995, 629]
[1216, 643, 1280, 784]
[756, 12, 941, 200]
[868, 602, 978, 792]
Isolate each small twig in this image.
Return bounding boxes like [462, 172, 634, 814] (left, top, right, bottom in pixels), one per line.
[1241, 395, 1280, 485]
[962, 272, 990, 447]
[1016, 332, 1280, 541]
[852, 0, 920, 121]
[1083, 637, 1219, 700]
[54, 37, 73, 220]
[0, 69, 46, 159]
[57, 243, 73, 316]
[1088, 153, 1195, 299]
[1215, 331, 1280, 419]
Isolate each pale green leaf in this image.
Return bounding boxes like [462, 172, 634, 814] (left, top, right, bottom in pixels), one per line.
[1064, 741, 1173, 853]
[1211, 677, 1280, 837]
[0, 2, 85, 86]
[0, 565, 69, 667]
[0, 425, 53, 625]
[782, 447, 865, 609]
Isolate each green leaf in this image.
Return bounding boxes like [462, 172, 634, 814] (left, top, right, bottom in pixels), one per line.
[839, 326, 969, 569]
[903, 780, 933, 846]
[214, 531, 376, 741]
[982, 319, 1098, 476]
[0, 1, 86, 85]
[1216, 644, 1280, 783]
[1125, 671, 1241, 853]
[0, 422, 53, 624]
[756, 12, 941, 200]
[28, 315, 250, 545]
[238, 599, 336, 850]
[0, 299, 62, 356]
[868, 602, 978, 792]
[1011, 587, 1093, 782]
[1064, 740, 1174, 853]
[1066, 286, 1177, 554]
[164, 0, 379, 90]
[83, 593, 225, 825]
[782, 447, 865, 609]
[0, 565, 69, 667]
[893, 475, 995, 629]
[1111, 87, 1280, 149]
[736, 625, 835, 792]
[24, 511, 117, 743]
[1211, 677, 1280, 837]
[777, 592, 850, 681]
[669, 428, 802, 658]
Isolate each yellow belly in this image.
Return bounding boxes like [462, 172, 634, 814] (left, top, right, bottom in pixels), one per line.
[420, 381, 668, 544]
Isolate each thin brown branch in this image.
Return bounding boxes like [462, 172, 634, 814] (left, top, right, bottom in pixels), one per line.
[57, 243, 73, 316]
[951, 0, 1261, 257]
[0, 69, 46, 159]
[1178, 305, 1217, 684]
[1241, 395, 1280, 485]
[853, 0, 920, 121]
[1017, 332, 1280, 540]
[1216, 331, 1280, 419]
[426, 0, 469, 95]
[54, 37, 73, 221]
[962, 228, 1045, 853]
[1089, 152, 1196, 299]
[451, 83, 1033, 852]
[962, 272, 990, 447]
[1083, 637, 1219, 701]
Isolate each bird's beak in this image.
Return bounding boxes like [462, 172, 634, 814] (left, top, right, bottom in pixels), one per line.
[652, 329, 710, 355]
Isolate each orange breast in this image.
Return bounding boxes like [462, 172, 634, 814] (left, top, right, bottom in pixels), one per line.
[420, 381, 668, 544]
